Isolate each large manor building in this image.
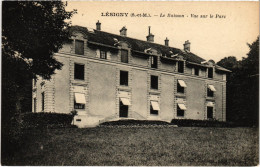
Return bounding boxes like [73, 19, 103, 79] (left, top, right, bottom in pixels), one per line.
[32, 21, 230, 127]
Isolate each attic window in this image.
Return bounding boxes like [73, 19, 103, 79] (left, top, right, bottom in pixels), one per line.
[100, 50, 107, 59]
[178, 61, 184, 73]
[151, 56, 158, 68]
[208, 68, 213, 78]
[121, 50, 128, 63]
[75, 40, 84, 55]
[195, 68, 199, 76]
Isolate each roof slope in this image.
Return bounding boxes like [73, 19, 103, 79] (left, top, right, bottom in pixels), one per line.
[69, 25, 230, 72]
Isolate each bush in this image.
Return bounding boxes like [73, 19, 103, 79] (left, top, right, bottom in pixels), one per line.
[20, 112, 75, 129]
[171, 119, 235, 127]
[100, 119, 171, 126]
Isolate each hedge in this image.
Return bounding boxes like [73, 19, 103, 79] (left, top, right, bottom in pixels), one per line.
[171, 119, 235, 127]
[20, 112, 75, 129]
[100, 119, 172, 126]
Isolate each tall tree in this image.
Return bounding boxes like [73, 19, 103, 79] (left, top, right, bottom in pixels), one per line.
[217, 37, 259, 126]
[2, 1, 76, 159]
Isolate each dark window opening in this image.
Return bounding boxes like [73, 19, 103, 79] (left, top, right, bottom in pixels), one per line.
[41, 92, 44, 112]
[207, 106, 213, 119]
[74, 63, 84, 80]
[74, 101, 85, 109]
[119, 101, 128, 117]
[120, 71, 128, 86]
[151, 56, 158, 68]
[100, 50, 107, 59]
[195, 68, 199, 76]
[177, 106, 184, 117]
[177, 82, 184, 93]
[33, 98, 36, 112]
[151, 75, 158, 90]
[150, 105, 158, 115]
[121, 50, 128, 63]
[207, 88, 214, 97]
[75, 40, 84, 55]
[178, 61, 184, 73]
[208, 68, 213, 78]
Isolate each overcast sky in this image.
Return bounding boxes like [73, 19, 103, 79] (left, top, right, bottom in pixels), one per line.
[66, 1, 259, 62]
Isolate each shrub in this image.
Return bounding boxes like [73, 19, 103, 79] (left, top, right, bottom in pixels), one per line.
[20, 112, 75, 129]
[171, 119, 235, 127]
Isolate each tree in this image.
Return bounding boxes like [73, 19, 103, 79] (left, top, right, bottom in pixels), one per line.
[217, 37, 259, 126]
[2, 1, 76, 161]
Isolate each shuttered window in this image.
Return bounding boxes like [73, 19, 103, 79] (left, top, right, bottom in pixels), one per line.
[75, 40, 84, 55]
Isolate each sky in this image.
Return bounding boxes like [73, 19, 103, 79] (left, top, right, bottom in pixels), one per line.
[66, 1, 259, 62]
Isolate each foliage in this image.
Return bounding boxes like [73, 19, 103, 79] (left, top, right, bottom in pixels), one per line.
[217, 36, 259, 126]
[171, 119, 234, 127]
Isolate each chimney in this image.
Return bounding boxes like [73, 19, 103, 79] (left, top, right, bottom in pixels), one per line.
[120, 26, 127, 37]
[165, 37, 169, 46]
[146, 26, 154, 42]
[183, 40, 191, 51]
[96, 20, 101, 31]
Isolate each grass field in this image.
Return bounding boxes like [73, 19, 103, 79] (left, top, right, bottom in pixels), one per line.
[3, 127, 258, 166]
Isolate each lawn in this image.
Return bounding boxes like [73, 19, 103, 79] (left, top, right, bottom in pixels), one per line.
[3, 127, 258, 166]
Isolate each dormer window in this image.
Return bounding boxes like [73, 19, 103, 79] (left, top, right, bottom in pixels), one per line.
[100, 50, 107, 59]
[178, 61, 184, 73]
[121, 50, 128, 63]
[75, 40, 84, 55]
[195, 68, 199, 76]
[151, 56, 158, 68]
[208, 67, 213, 78]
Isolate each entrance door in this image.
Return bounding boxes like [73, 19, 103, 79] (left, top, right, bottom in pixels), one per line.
[119, 101, 128, 117]
[207, 106, 213, 119]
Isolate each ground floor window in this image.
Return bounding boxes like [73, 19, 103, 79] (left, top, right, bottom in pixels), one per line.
[119, 100, 128, 117]
[177, 103, 186, 117]
[150, 101, 160, 115]
[207, 106, 213, 119]
[33, 98, 36, 112]
[41, 92, 44, 112]
[74, 93, 86, 109]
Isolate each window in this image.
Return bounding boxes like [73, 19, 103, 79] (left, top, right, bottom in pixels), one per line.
[33, 98, 36, 113]
[177, 80, 186, 93]
[151, 56, 158, 68]
[207, 106, 213, 119]
[121, 50, 128, 63]
[150, 101, 160, 115]
[74, 63, 84, 80]
[74, 93, 86, 109]
[177, 103, 186, 117]
[207, 85, 216, 97]
[75, 40, 84, 55]
[151, 75, 158, 90]
[100, 50, 107, 59]
[120, 71, 128, 86]
[195, 68, 199, 76]
[119, 100, 129, 117]
[208, 68, 213, 78]
[41, 92, 44, 112]
[178, 61, 184, 73]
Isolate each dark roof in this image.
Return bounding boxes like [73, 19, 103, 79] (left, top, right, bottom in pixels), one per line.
[69, 25, 230, 72]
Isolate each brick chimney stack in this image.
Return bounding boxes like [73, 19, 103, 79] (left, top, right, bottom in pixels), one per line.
[96, 20, 101, 31]
[146, 26, 154, 42]
[165, 37, 169, 46]
[183, 40, 191, 51]
[120, 26, 127, 37]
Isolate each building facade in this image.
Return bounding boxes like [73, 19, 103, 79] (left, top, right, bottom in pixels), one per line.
[32, 22, 230, 127]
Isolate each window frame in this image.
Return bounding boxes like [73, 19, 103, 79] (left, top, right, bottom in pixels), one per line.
[177, 80, 185, 93]
[74, 63, 85, 80]
[119, 100, 128, 118]
[177, 105, 185, 117]
[150, 104, 159, 115]
[41, 92, 44, 112]
[100, 50, 107, 59]
[150, 75, 158, 90]
[208, 67, 213, 78]
[121, 50, 128, 63]
[195, 68, 199, 76]
[178, 61, 184, 73]
[151, 55, 158, 68]
[207, 87, 214, 97]
[120, 70, 128, 86]
[75, 40, 84, 55]
[207, 106, 213, 119]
